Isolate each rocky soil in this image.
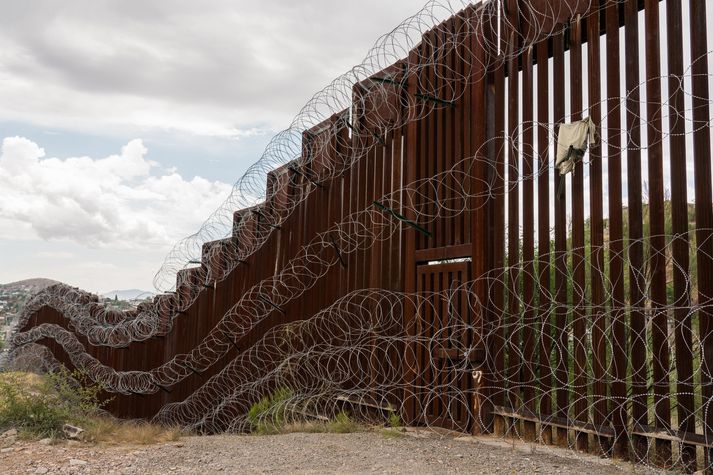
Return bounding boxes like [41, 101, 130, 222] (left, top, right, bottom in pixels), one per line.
[0, 429, 667, 474]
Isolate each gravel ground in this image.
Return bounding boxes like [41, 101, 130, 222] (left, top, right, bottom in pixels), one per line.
[0, 429, 667, 474]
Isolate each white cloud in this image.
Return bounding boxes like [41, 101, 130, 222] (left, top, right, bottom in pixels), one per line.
[0, 0, 430, 139]
[33, 251, 74, 259]
[0, 136, 232, 249]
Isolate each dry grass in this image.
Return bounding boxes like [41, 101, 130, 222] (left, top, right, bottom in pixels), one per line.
[83, 417, 183, 445]
[0, 373, 30, 412]
[380, 427, 407, 439]
[281, 421, 333, 434]
[279, 413, 369, 435]
[0, 371, 44, 395]
[282, 419, 403, 439]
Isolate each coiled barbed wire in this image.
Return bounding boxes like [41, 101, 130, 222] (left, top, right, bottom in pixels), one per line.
[8, 91, 713, 428]
[3, 0, 713, 471]
[7, 66, 713, 387]
[13, 265, 713, 471]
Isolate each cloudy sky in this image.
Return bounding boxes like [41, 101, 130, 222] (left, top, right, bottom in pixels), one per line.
[0, 0, 439, 293]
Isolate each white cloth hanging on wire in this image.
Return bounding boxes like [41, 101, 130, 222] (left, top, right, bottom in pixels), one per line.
[555, 117, 596, 175]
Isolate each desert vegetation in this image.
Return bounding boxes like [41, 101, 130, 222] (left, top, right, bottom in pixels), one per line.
[0, 369, 181, 445]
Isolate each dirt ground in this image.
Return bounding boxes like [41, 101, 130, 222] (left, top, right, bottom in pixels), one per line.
[0, 429, 668, 474]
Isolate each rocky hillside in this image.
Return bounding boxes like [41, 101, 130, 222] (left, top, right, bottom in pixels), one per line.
[0, 278, 59, 294]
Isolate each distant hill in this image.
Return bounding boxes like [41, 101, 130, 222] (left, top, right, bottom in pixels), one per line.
[101, 289, 155, 301]
[0, 278, 59, 293]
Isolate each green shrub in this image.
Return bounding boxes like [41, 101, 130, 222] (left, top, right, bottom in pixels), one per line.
[247, 387, 293, 435]
[46, 368, 105, 417]
[380, 411, 405, 438]
[386, 412, 401, 428]
[0, 377, 68, 437]
[0, 368, 106, 438]
[326, 410, 361, 433]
